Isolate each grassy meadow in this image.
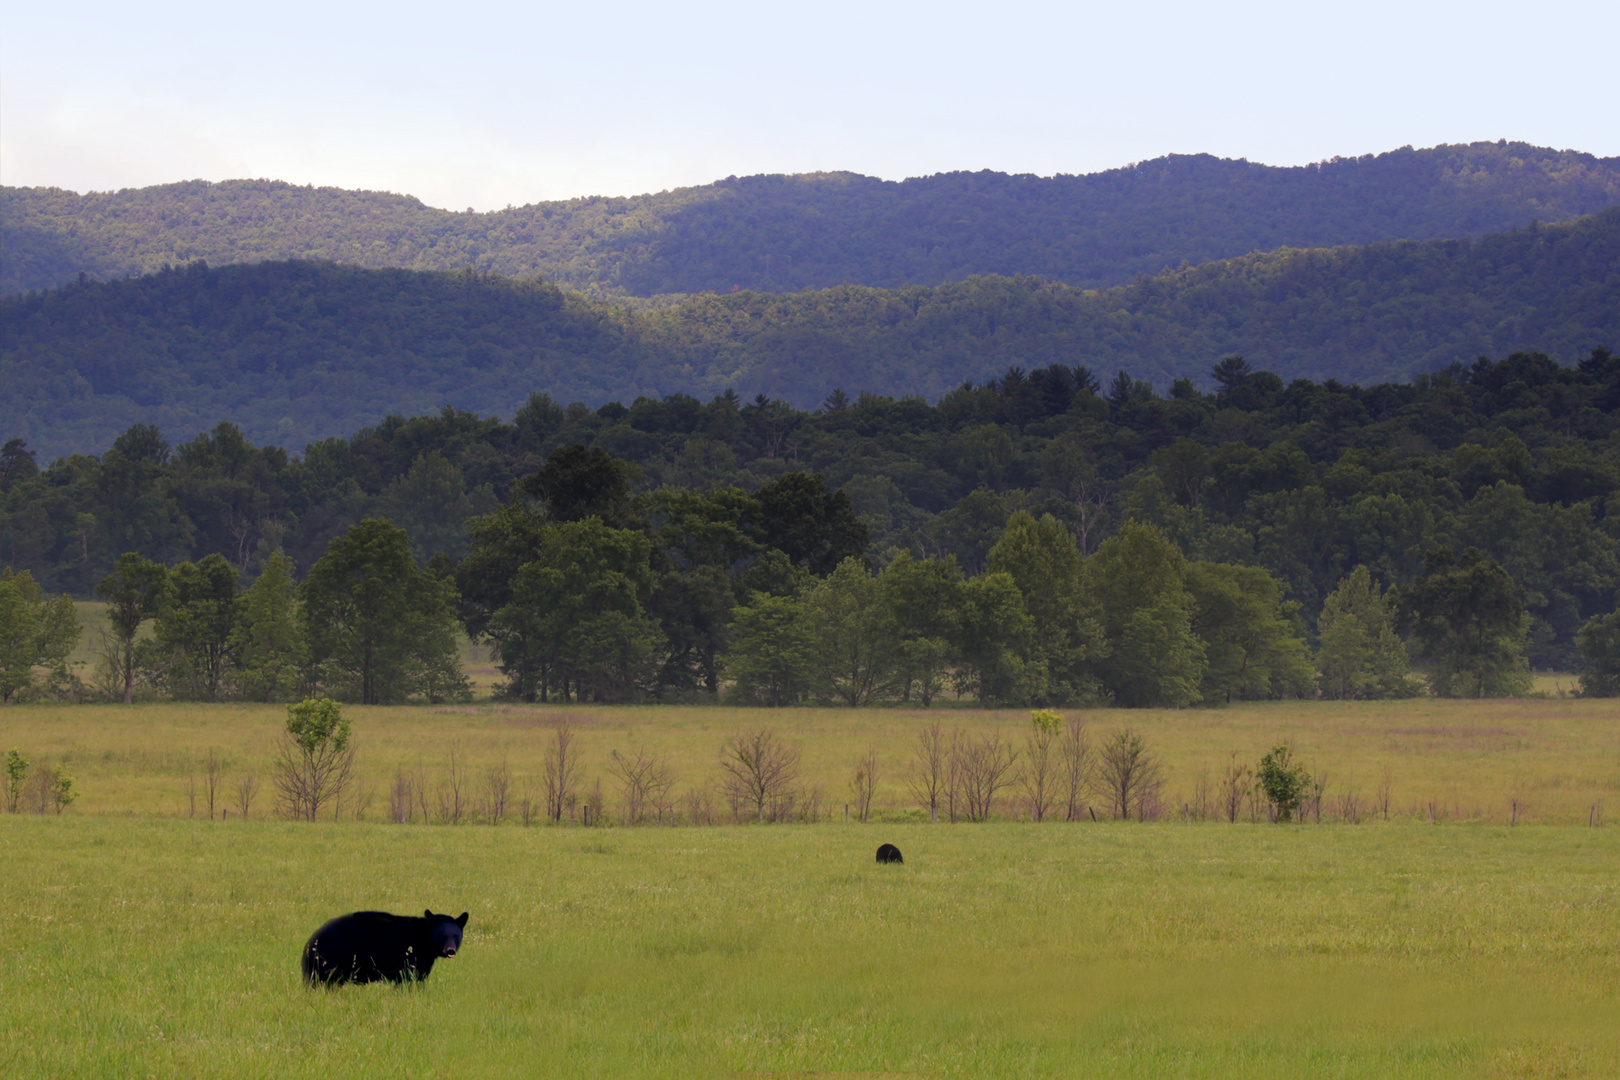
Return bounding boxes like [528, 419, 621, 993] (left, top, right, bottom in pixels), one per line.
[5, 697, 1618, 825]
[6, 622, 1619, 1076]
[1, 815, 1617, 1078]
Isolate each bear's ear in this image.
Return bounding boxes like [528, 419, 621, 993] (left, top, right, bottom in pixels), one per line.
[455, 912, 469, 928]
[424, 909, 434, 919]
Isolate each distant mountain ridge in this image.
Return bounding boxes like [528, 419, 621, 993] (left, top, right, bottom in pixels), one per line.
[4, 140, 1618, 297]
[4, 207, 1615, 460]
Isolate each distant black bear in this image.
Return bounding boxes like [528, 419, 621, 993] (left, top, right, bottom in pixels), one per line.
[876, 843, 903, 864]
[302, 909, 468, 986]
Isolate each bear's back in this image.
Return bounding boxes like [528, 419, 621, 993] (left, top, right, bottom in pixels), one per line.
[303, 911, 424, 984]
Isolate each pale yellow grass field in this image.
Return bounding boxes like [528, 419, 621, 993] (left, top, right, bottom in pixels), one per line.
[5, 697, 1617, 825]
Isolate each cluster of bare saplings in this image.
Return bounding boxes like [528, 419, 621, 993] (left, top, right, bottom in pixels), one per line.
[173, 716, 1606, 828]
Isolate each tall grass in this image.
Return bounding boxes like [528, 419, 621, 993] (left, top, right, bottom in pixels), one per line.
[4, 697, 1617, 825]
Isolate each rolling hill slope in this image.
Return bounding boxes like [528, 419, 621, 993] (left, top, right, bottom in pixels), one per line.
[4, 208, 1615, 460]
[4, 141, 1617, 297]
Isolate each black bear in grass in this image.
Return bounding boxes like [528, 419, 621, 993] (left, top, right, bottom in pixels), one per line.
[875, 843, 903, 864]
[302, 909, 468, 986]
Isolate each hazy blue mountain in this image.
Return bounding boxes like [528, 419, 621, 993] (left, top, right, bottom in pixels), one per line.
[4, 141, 1617, 297]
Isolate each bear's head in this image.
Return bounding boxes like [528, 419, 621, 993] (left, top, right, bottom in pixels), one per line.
[424, 910, 469, 958]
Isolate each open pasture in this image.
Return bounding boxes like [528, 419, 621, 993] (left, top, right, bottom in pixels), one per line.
[1, 816, 1617, 1078]
[5, 697, 1618, 825]
[3, 700, 1619, 1076]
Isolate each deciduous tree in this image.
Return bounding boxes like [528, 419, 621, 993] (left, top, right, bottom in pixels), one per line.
[1086, 522, 1204, 708]
[301, 518, 465, 704]
[1576, 611, 1620, 697]
[96, 552, 170, 704]
[230, 552, 306, 702]
[987, 512, 1102, 704]
[1315, 565, 1418, 699]
[0, 568, 80, 703]
[154, 553, 240, 700]
[1397, 547, 1531, 697]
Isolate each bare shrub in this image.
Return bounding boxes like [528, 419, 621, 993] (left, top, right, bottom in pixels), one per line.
[956, 728, 1018, 822]
[481, 755, 512, 823]
[797, 783, 827, 823]
[1220, 753, 1251, 823]
[718, 729, 801, 824]
[1059, 719, 1093, 821]
[906, 721, 947, 823]
[583, 777, 605, 825]
[1188, 767, 1214, 822]
[1019, 710, 1062, 822]
[1096, 728, 1164, 821]
[390, 768, 415, 824]
[517, 779, 541, 826]
[684, 781, 716, 826]
[1136, 781, 1165, 822]
[186, 771, 198, 818]
[413, 764, 432, 823]
[1336, 785, 1362, 825]
[543, 719, 582, 824]
[1306, 774, 1327, 824]
[436, 744, 468, 824]
[234, 773, 259, 819]
[609, 747, 677, 825]
[272, 698, 356, 822]
[1377, 767, 1393, 820]
[850, 746, 879, 823]
[203, 749, 222, 820]
[348, 777, 376, 821]
[943, 728, 966, 822]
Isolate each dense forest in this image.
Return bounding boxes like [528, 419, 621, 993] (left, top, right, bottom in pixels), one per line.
[4, 141, 1617, 297]
[3, 347, 1617, 687]
[4, 207, 1616, 460]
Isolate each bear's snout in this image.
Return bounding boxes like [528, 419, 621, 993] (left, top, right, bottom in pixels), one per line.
[442, 944, 458, 957]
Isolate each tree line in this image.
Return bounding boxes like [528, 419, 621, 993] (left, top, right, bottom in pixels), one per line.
[4, 344, 1617, 671]
[4, 436, 1617, 706]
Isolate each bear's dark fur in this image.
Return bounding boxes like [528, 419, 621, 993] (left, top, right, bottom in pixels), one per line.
[876, 843, 903, 864]
[301, 909, 468, 986]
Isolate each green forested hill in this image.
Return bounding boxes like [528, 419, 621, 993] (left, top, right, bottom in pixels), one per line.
[4, 208, 1616, 460]
[4, 141, 1618, 297]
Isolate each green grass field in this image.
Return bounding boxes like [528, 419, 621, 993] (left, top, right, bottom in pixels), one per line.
[1, 817, 1616, 1078]
[2, 696, 1619, 1076]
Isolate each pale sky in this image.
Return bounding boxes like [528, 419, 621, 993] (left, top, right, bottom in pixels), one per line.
[3, 0, 1616, 211]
